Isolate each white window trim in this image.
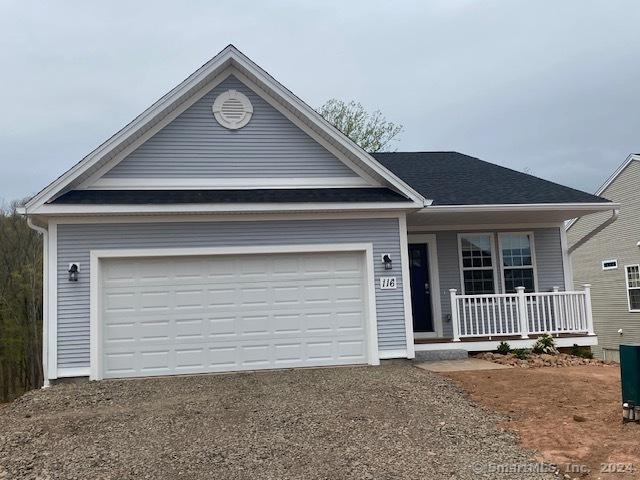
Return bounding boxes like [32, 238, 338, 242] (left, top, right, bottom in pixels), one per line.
[457, 233, 499, 295]
[89, 243, 380, 380]
[602, 259, 618, 270]
[497, 231, 539, 294]
[625, 264, 640, 313]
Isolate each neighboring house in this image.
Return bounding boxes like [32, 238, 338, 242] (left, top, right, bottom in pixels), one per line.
[21, 45, 615, 384]
[567, 154, 640, 361]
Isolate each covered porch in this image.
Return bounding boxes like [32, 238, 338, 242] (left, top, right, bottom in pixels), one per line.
[403, 202, 613, 353]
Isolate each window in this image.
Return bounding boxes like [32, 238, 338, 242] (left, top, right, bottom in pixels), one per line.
[626, 265, 640, 311]
[602, 260, 618, 270]
[499, 233, 536, 293]
[459, 234, 496, 294]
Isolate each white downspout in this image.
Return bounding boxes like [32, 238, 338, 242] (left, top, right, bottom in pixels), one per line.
[568, 209, 620, 254]
[26, 215, 50, 388]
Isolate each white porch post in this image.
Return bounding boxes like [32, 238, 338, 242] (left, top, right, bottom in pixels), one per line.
[583, 284, 595, 336]
[516, 286, 529, 339]
[450, 289, 461, 342]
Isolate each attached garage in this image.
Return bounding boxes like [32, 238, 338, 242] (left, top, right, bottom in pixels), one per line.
[90, 245, 379, 379]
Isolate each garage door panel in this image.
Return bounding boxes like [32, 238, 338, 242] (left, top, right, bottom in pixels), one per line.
[101, 251, 369, 378]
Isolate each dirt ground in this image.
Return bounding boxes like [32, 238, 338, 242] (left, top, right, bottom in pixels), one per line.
[0, 363, 553, 480]
[445, 365, 640, 479]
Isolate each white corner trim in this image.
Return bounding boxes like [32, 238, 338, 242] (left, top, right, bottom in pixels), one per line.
[559, 224, 574, 289]
[398, 214, 415, 359]
[87, 176, 370, 190]
[407, 233, 443, 338]
[48, 221, 58, 379]
[89, 243, 380, 380]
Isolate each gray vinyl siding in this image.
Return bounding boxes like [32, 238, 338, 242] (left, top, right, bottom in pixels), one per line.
[420, 228, 566, 338]
[568, 160, 640, 360]
[56, 218, 405, 368]
[102, 75, 357, 179]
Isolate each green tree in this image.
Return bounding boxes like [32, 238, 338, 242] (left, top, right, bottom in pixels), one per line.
[318, 99, 403, 152]
[0, 201, 42, 402]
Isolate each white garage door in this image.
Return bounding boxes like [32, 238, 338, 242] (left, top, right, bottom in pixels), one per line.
[100, 250, 370, 378]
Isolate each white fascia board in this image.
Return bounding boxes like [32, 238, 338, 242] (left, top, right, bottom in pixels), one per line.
[25, 45, 427, 211]
[30, 202, 419, 216]
[418, 202, 619, 214]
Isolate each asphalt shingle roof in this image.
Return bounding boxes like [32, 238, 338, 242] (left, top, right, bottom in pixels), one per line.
[51, 188, 411, 204]
[373, 151, 609, 206]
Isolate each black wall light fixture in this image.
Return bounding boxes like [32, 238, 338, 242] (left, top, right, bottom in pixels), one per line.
[68, 263, 79, 282]
[382, 254, 392, 270]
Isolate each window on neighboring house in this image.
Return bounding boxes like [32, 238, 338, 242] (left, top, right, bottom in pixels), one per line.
[499, 233, 537, 293]
[626, 265, 640, 311]
[459, 234, 496, 294]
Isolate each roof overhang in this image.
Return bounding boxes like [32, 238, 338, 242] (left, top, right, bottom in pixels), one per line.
[408, 202, 618, 227]
[23, 45, 426, 216]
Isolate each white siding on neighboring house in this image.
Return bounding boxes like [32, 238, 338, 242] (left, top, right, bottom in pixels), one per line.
[55, 218, 406, 370]
[568, 160, 640, 359]
[100, 75, 358, 181]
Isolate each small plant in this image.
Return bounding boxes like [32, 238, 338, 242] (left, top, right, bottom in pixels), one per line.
[571, 344, 594, 359]
[512, 348, 531, 360]
[532, 333, 558, 355]
[496, 341, 511, 355]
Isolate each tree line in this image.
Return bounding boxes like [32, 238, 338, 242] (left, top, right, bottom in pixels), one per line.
[0, 202, 42, 402]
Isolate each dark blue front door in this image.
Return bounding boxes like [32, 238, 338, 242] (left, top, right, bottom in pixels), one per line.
[409, 243, 434, 332]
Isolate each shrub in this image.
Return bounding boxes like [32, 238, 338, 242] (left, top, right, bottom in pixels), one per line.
[512, 348, 531, 360]
[570, 344, 594, 359]
[496, 341, 511, 355]
[532, 333, 558, 355]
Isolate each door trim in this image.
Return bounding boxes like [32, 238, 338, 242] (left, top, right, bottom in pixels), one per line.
[89, 243, 379, 380]
[407, 234, 443, 338]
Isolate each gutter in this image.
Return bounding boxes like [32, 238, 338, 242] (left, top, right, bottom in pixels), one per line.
[568, 208, 620, 254]
[25, 214, 50, 388]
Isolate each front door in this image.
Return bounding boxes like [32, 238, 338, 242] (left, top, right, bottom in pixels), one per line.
[409, 243, 434, 332]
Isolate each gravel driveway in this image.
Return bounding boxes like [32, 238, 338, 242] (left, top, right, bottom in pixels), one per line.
[0, 362, 552, 479]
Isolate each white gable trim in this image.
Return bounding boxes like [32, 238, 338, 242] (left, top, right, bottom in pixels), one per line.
[565, 153, 639, 231]
[25, 45, 426, 213]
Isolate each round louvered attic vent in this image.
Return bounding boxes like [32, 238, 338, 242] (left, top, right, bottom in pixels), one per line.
[212, 90, 253, 129]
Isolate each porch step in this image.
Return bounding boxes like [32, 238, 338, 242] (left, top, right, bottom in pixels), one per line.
[413, 349, 469, 362]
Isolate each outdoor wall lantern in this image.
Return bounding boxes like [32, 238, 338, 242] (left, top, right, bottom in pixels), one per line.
[382, 254, 392, 270]
[68, 263, 79, 282]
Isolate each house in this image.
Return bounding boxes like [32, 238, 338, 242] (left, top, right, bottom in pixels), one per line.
[567, 154, 640, 361]
[21, 45, 616, 384]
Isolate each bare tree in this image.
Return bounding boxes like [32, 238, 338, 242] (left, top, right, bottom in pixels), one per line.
[318, 99, 403, 152]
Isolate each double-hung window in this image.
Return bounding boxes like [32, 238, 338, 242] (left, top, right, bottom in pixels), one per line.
[499, 233, 537, 293]
[459, 234, 496, 294]
[626, 265, 640, 312]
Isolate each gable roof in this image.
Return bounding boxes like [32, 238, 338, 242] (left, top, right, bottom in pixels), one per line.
[51, 188, 410, 205]
[24, 45, 425, 213]
[592, 153, 640, 196]
[565, 153, 638, 231]
[374, 151, 611, 206]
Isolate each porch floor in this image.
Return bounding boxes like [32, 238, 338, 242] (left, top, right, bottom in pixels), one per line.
[413, 333, 597, 353]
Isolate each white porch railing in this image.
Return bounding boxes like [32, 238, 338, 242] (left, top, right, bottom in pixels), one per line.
[449, 285, 595, 341]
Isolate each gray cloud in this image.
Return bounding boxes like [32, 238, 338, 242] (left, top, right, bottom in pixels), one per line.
[1, 0, 638, 202]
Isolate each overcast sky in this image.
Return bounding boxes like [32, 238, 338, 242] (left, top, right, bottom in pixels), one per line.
[1, 1, 639, 203]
